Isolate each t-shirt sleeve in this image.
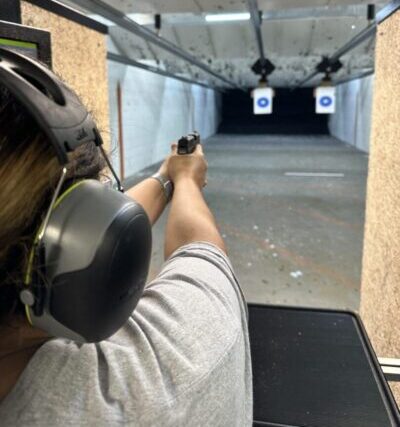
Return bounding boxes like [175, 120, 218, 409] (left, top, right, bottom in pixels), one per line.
[130, 241, 249, 362]
[140, 242, 248, 343]
[0, 242, 252, 426]
[112, 241, 250, 420]
[148, 241, 248, 322]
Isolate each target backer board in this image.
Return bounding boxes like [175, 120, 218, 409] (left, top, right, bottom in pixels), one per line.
[316, 86, 336, 114]
[253, 87, 273, 115]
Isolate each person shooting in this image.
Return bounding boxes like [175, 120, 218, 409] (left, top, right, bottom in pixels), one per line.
[0, 48, 252, 425]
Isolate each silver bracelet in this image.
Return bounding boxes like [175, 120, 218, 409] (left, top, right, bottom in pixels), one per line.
[150, 172, 173, 203]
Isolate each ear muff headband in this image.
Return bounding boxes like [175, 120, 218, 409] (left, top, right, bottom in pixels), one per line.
[23, 181, 86, 325]
[0, 47, 100, 164]
[0, 47, 123, 191]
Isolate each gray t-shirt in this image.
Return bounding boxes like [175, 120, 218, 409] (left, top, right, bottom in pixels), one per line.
[0, 243, 252, 426]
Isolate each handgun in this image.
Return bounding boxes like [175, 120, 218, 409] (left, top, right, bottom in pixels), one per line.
[177, 131, 200, 155]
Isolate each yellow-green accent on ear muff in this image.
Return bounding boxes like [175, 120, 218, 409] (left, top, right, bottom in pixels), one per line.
[23, 180, 87, 325]
[52, 180, 86, 210]
[24, 300, 33, 325]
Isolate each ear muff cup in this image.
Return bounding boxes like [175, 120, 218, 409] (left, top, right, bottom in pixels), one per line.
[28, 180, 152, 342]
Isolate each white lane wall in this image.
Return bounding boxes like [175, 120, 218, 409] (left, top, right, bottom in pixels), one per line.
[107, 61, 221, 179]
[329, 74, 374, 153]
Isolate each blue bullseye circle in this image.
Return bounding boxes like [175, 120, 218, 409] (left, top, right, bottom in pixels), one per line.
[257, 97, 270, 108]
[320, 96, 333, 107]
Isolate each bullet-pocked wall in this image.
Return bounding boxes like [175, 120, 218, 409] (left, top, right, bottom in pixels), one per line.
[329, 74, 374, 153]
[107, 61, 221, 180]
[360, 9, 400, 404]
[20, 1, 110, 148]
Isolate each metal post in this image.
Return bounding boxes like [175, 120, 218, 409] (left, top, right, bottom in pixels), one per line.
[116, 82, 125, 181]
[247, 0, 266, 63]
[68, 0, 240, 89]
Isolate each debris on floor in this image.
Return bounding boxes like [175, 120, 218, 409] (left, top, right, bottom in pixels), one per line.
[290, 271, 304, 279]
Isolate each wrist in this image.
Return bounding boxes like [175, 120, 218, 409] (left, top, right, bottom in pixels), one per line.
[173, 176, 202, 191]
[157, 166, 170, 181]
[150, 172, 173, 202]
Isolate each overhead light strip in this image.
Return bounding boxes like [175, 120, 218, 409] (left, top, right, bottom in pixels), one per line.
[205, 12, 250, 22]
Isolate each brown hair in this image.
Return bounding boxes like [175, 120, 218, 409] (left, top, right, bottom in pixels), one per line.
[0, 85, 106, 320]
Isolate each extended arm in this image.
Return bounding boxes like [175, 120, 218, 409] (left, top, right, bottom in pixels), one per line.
[164, 145, 226, 259]
[126, 159, 171, 226]
[126, 178, 167, 226]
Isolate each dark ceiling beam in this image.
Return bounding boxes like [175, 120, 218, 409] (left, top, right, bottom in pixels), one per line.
[246, 0, 275, 80]
[67, 0, 241, 89]
[107, 52, 221, 92]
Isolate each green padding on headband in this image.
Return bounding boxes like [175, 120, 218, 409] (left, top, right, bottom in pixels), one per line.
[0, 38, 37, 50]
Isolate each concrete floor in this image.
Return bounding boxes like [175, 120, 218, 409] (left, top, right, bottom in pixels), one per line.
[139, 134, 368, 311]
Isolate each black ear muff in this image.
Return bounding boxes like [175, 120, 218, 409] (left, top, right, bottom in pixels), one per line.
[24, 180, 152, 342]
[1, 48, 147, 342]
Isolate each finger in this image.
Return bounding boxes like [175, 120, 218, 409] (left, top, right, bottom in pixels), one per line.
[171, 143, 178, 154]
[195, 144, 204, 155]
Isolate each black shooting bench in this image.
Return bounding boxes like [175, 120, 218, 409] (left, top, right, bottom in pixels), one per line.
[248, 304, 400, 427]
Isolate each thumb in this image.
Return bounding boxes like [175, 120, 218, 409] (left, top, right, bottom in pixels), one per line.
[195, 144, 204, 155]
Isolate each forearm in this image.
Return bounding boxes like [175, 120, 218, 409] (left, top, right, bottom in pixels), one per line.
[126, 178, 167, 226]
[164, 178, 225, 259]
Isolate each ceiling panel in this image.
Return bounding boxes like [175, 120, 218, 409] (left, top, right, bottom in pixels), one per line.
[308, 17, 367, 54]
[262, 20, 314, 56]
[171, 22, 255, 60]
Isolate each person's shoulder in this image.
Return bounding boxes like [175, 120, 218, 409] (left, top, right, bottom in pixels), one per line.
[164, 241, 232, 269]
[127, 241, 249, 382]
[0, 338, 106, 424]
[137, 240, 245, 332]
[155, 241, 244, 307]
